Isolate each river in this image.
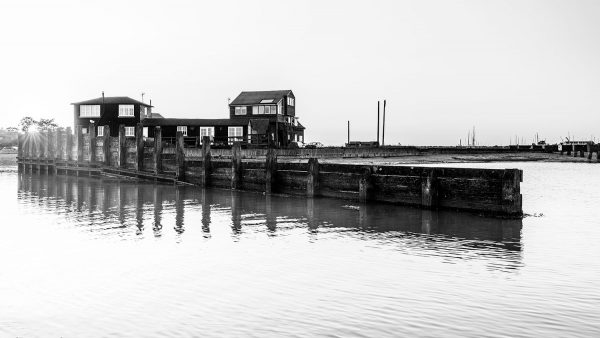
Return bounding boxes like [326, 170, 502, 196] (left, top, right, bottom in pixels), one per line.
[1, 155, 599, 337]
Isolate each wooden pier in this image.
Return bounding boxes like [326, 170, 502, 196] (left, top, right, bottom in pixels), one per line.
[17, 124, 523, 217]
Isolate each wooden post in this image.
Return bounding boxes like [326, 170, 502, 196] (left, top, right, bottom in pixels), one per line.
[176, 131, 185, 180]
[201, 136, 211, 186]
[119, 125, 126, 168]
[66, 127, 73, 162]
[231, 142, 242, 189]
[76, 126, 84, 163]
[587, 143, 593, 160]
[265, 147, 277, 194]
[154, 126, 163, 174]
[103, 126, 110, 166]
[40, 132, 47, 160]
[56, 128, 64, 161]
[358, 166, 373, 203]
[421, 169, 438, 209]
[572, 144, 576, 157]
[307, 158, 319, 197]
[501, 169, 523, 216]
[136, 123, 144, 171]
[89, 122, 96, 164]
[47, 130, 55, 161]
[17, 134, 23, 172]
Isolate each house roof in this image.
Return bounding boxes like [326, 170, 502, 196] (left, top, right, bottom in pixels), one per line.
[143, 118, 250, 127]
[71, 96, 153, 107]
[230, 90, 292, 105]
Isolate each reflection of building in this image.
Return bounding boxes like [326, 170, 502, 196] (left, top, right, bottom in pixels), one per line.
[72, 96, 154, 137]
[143, 90, 305, 148]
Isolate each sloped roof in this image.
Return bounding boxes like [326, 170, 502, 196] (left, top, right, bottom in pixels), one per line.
[230, 90, 292, 105]
[143, 118, 249, 127]
[71, 96, 153, 107]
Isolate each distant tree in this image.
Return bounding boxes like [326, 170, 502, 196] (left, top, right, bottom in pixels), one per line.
[18, 117, 36, 132]
[6, 127, 18, 133]
[36, 118, 58, 131]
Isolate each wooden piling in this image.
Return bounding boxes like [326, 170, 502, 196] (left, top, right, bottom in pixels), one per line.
[17, 134, 23, 172]
[231, 142, 242, 189]
[588, 144, 593, 161]
[176, 131, 185, 180]
[307, 158, 320, 197]
[136, 123, 144, 171]
[154, 127, 163, 174]
[119, 125, 126, 168]
[103, 126, 110, 166]
[66, 127, 73, 162]
[56, 128, 64, 161]
[421, 169, 439, 209]
[89, 123, 96, 164]
[358, 166, 373, 203]
[265, 148, 277, 194]
[201, 136, 211, 186]
[76, 126, 84, 163]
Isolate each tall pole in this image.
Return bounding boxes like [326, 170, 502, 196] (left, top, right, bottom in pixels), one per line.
[382, 99, 386, 146]
[347, 120, 350, 145]
[377, 101, 380, 145]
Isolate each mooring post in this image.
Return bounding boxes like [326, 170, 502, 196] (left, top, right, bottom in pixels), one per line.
[307, 158, 320, 197]
[47, 130, 55, 174]
[56, 128, 64, 162]
[201, 136, 211, 187]
[17, 134, 23, 172]
[119, 124, 126, 168]
[572, 144, 576, 157]
[89, 122, 96, 164]
[103, 126, 110, 166]
[501, 169, 523, 216]
[75, 126, 84, 164]
[136, 123, 144, 171]
[359, 166, 373, 203]
[587, 143, 593, 161]
[154, 126, 163, 174]
[265, 147, 277, 194]
[231, 142, 242, 189]
[176, 131, 185, 180]
[421, 168, 439, 209]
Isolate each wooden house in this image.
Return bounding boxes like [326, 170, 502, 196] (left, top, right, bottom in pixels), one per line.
[143, 90, 305, 148]
[72, 96, 153, 137]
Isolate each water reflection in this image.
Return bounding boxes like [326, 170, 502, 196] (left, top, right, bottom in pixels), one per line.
[17, 172, 523, 271]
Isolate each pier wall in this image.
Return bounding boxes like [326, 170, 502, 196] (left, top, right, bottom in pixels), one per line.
[16, 125, 523, 217]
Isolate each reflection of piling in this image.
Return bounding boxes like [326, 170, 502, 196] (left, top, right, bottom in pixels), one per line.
[200, 189, 210, 233]
[174, 186, 184, 233]
[153, 185, 163, 233]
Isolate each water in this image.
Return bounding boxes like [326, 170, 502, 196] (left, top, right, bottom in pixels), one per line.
[1, 156, 599, 337]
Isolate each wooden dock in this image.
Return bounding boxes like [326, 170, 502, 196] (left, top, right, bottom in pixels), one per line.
[16, 124, 523, 217]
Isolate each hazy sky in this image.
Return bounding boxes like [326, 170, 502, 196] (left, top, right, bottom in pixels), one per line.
[1, 0, 599, 145]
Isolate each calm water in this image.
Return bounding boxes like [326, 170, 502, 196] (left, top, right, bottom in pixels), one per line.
[1, 157, 599, 337]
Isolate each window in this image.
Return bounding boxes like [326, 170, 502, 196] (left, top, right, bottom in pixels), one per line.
[119, 105, 135, 117]
[235, 106, 247, 115]
[79, 105, 100, 117]
[97, 127, 104, 137]
[143, 127, 148, 138]
[200, 127, 214, 140]
[82, 128, 88, 134]
[252, 106, 258, 115]
[228, 126, 243, 145]
[177, 126, 188, 137]
[258, 105, 264, 115]
[125, 126, 135, 137]
[254, 105, 277, 114]
[287, 97, 294, 106]
[260, 99, 273, 103]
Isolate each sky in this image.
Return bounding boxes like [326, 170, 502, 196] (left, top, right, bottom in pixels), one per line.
[1, 0, 599, 146]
